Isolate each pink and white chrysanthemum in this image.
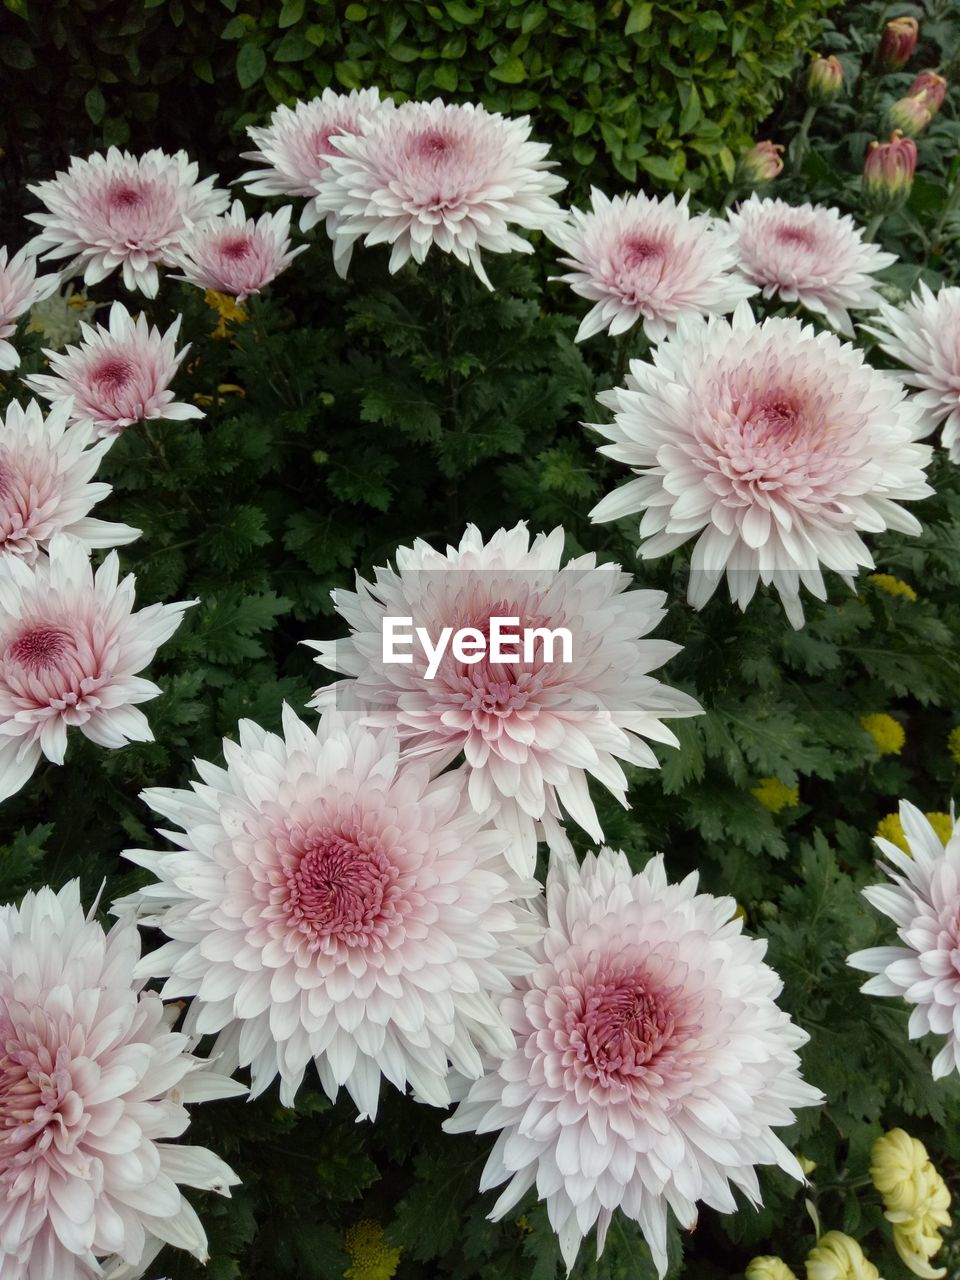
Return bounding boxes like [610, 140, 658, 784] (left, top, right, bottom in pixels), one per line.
[849, 801, 960, 1079]
[727, 197, 895, 337]
[0, 880, 243, 1280]
[26, 148, 229, 298]
[0, 398, 139, 563]
[863, 283, 960, 463]
[238, 87, 383, 277]
[169, 200, 306, 302]
[113, 707, 543, 1118]
[315, 98, 566, 287]
[0, 534, 194, 802]
[549, 188, 756, 344]
[24, 302, 203, 437]
[0, 245, 59, 370]
[308, 524, 701, 872]
[445, 848, 822, 1276]
[589, 304, 933, 628]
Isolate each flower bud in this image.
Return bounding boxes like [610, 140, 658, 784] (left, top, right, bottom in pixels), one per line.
[807, 54, 844, 104]
[736, 140, 785, 185]
[906, 70, 947, 113]
[888, 91, 934, 137]
[879, 17, 919, 69]
[863, 131, 917, 213]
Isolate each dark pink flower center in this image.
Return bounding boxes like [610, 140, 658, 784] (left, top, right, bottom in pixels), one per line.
[8, 625, 74, 673]
[285, 831, 395, 946]
[92, 355, 136, 391]
[107, 182, 147, 212]
[218, 234, 253, 262]
[575, 977, 679, 1082]
[775, 225, 817, 251]
[0, 1018, 86, 1166]
[414, 128, 455, 161]
[622, 235, 666, 269]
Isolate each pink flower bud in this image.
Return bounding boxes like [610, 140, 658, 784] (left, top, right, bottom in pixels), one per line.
[906, 70, 947, 113]
[736, 141, 785, 185]
[879, 17, 919, 69]
[863, 131, 917, 213]
[888, 92, 934, 137]
[807, 54, 844, 104]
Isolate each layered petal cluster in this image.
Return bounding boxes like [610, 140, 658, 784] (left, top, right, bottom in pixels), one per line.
[0, 534, 194, 802]
[238, 86, 383, 277]
[0, 244, 59, 370]
[0, 880, 242, 1280]
[863, 283, 960, 461]
[113, 707, 543, 1118]
[872, 1129, 952, 1279]
[849, 801, 960, 1079]
[308, 523, 701, 871]
[26, 148, 229, 297]
[170, 200, 306, 302]
[550, 188, 756, 343]
[589, 305, 933, 627]
[24, 302, 202, 437]
[314, 98, 566, 286]
[445, 849, 822, 1276]
[0, 398, 139, 563]
[727, 197, 894, 336]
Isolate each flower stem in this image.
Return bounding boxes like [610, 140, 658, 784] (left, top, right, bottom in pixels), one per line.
[862, 213, 884, 243]
[929, 172, 960, 254]
[792, 105, 817, 175]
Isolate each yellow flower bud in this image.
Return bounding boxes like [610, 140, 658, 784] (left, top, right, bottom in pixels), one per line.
[861, 713, 905, 756]
[748, 1258, 799, 1280]
[805, 1232, 880, 1280]
[752, 778, 799, 814]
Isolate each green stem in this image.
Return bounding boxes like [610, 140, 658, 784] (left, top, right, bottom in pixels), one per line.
[862, 212, 884, 243]
[614, 330, 633, 385]
[792, 104, 817, 175]
[720, 184, 738, 211]
[929, 173, 960, 253]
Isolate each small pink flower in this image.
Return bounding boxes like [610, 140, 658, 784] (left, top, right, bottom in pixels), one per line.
[879, 17, 919, 69]
[315, 98, 566, 287]
[170, 200, 306, 302]
[727, 196, 895, 336]
[24, 301, 203, 437]
[445, 849, 822, 1276]
[26, 148, 229, 298]
[238, 87, 384, 277]
[907, 70, 948, 112]
[863, 132, 918, 213]
[549, 188, 756, 343]
[737, 141, 785, 185]
[807, 54, 844, 103]
[0, 534, 195, 802]
[0, 880, 243, 1280]
[0, 244, 59, 370]
[889, 93, 934, 137]
[0, 398, 139, 563]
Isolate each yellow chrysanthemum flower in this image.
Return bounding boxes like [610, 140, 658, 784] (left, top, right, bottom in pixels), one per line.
[872, 1128, 952, 1277]
[752, 778, 799, 814]
[868, 573, 917, 601]
[805, 1232, 879, 1280]
[860, 713, 905, 756]
[343, 1220, 402, 1280]
[948, 726, 960, 766]
[876, 812, 954, 854]
[926, 812, 954, 845]
[871, 1129, 931, 1214]
[205, 288, 249, 339]
[747, 1257, 799, 1280]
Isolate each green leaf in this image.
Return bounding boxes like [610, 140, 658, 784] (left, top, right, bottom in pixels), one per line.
[625, 2, 653, 35]
[444, 0, 481, 22]
[344, 2, 367, 17]
[278, 0, 305, 27]
[433, 62, 458, 91]
[273, 32, 313, 61]
[0, 825, 52, 902]
[489, 54, 526, 83]
[84, 86, 106, 124]
[679, 81, 701, 133]
[236, 42, 266, 89]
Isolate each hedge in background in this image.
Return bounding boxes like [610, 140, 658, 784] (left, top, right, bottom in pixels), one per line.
[1, 0, 836, 232]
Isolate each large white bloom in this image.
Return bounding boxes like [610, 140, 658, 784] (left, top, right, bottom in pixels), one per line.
[863, 283, 960, 462]
[589, 305, 933, 627]
[0, 398, 139, 562]
[0, 244, 59, 370]
[849, 801, 960, 1079]
[113, 707, 543, 1119]
[445, 849, 823, 1276]
[0, 880, 243, 1280]
[726, 197, 895, 337]
[308, 523, 701, 872]
[550, 188, 756, 343]
[314, 98, 566, 286]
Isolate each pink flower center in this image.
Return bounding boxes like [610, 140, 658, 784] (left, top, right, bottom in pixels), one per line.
[0, 1020, 87, 1167]
[414, 128, 455, 161]
[571, 976, 680, 1084]
[92, 355, 136, 392]
[283, 827, 397, 948]
[8, 624, 74, 673]
[311, 120, 360, 160]
[775, 225, 817, 251]
[106, 182, 147, 212]
[622, 235, 666, 269]
[471, 680, 530, 717]
[218, 234, 253, 262]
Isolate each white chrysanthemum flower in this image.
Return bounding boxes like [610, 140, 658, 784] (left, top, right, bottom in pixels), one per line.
[445, 849, 823, 1277]
[549, 188, 756, 343]
[238, 86, 383, 277]
[727, 197, 895, 337]
[0, 398, 139, 563]
[863, 283, 960, 462]
[26, 148, 230, 298]
[0, 534, 194, 802]
[0, 244, 59, 370]
[589, 304, 933, 628]
[0, 880, 243, 1280]
[314, 98, 566, 286]
[849, 801, 960, 1079]
[169, 200, 306, 302]
[113, 706, 543, 1119]
[24, 301, 202, 437]
[308, 523, 701, 872]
